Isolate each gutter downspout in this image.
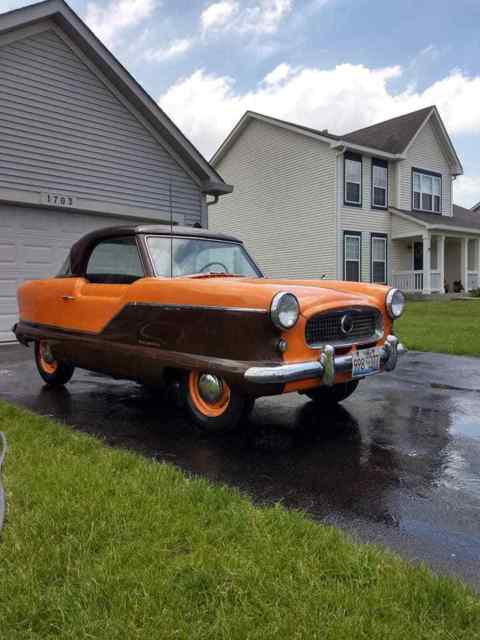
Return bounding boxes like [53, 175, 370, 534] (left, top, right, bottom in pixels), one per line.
[206, 195, 220, 207]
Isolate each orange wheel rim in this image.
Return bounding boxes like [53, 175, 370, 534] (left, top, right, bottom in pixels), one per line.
[188, 371, 231, 417]
[39, 341, 58, 375]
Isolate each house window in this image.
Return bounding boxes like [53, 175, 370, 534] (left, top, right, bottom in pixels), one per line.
[412, 169, 441, 213]
[371, 234, 387, 284]
[344, 153, 362, 206]
[344, 232, 361, 281]
[372, 159, 388, 209]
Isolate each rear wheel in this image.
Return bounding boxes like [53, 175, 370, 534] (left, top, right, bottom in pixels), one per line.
[303, 380, 359, 405]
[182, 370, 251, 434]
[35, 340, 75, 386]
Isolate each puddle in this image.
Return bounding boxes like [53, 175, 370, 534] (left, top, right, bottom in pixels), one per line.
[402, 517, 480, 561]
[450, 414, 480, 440]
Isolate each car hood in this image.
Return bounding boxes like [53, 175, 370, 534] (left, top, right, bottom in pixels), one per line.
[139, 276, 388, 316]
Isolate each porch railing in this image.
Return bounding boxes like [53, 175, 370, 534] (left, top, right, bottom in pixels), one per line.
[391, 270, 424, 292]
[468, 272, 479, 291]
[391, 270, 442, 293]
[431, 271, 442, 292]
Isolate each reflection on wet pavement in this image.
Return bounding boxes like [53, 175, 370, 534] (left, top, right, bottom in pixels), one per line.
[1, 347, 480, 588]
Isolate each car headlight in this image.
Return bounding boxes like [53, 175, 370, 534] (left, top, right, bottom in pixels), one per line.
[386, 288, 406, 319]
[270, 292, 300, 330]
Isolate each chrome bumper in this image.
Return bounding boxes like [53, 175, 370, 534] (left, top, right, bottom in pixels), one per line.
[244, 335, 407, 385]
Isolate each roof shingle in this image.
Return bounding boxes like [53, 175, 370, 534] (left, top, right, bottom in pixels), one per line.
[391, 204, 480, 232]
[342, 107, 434, 154]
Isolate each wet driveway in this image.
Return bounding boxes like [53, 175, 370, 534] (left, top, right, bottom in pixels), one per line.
[1, 344, 480, 589]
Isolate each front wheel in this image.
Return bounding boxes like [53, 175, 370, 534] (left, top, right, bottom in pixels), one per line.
[182, 371, 252, 434]
[35, 340, 75, 386]
[303, 380, 359, 405]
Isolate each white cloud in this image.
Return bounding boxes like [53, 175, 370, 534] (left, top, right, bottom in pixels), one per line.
[158, 63, 480, 161]
[454, 176, 480, 209]
[201, 1, 239, 33]
[201, 0, 292, 36]
[85, 0, 155, 48]
[263, 62, 292, 85]
[145, 38, 194, 62]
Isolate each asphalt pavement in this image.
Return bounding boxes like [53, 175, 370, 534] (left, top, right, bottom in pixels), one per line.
[1, 344, 480, 589]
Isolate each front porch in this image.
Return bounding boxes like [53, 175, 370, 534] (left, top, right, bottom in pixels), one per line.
[391, 233, 480, 294]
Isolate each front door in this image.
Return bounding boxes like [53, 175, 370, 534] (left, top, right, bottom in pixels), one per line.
[413, 241, 423, 271]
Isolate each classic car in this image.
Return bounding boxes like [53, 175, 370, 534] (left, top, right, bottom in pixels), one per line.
[14, 225, 407, 433]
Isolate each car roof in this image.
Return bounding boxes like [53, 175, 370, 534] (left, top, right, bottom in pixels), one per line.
[69, 224, 244, 276]
[84, 224, 242, 244]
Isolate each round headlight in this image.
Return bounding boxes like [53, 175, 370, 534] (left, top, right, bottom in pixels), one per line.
[386, 288, 405, 319]
[270, 292, 300, 330]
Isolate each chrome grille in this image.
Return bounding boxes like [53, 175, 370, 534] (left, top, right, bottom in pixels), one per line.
[305, 307, 382, 347]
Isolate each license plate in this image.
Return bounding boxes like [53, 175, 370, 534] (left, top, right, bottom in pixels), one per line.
[352, 347, 381, 378]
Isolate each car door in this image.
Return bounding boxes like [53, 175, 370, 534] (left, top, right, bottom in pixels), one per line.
[60, 236, 146, 374]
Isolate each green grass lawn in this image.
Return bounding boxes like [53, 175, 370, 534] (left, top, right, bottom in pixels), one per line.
[396, 299, 480, 356]
[1, 401, 479, 639]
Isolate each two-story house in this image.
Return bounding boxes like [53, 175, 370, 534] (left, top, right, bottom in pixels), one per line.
[209, 106, 480, 294]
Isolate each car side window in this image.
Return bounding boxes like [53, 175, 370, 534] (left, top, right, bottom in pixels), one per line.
[86, 237, 144, 285]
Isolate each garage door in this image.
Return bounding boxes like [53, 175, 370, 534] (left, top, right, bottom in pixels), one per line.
[0, 205, 146, 342]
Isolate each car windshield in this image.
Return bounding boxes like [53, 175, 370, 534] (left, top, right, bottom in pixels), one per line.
[146, 236, 262, 278]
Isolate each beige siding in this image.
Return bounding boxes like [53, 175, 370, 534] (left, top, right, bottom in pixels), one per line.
[390, 238, 413, 277]
[398, 118, 453, 216]
[210, 119, 337, 279]
[340, 156, 393, 281]
[391, 214, 424, 239]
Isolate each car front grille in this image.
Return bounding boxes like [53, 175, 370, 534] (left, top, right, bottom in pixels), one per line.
[305, 307, 382, 347]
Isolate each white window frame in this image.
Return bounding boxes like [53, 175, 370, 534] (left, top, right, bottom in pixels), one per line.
[372, 159, 388, 209]
[412, 169, 442, 214]
[344, 154, 362, 206]
[344, 232, 361, 282]
[371, 234, 387, 284]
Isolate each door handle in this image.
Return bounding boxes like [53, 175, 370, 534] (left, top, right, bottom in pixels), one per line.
[62, 295, 76, 302]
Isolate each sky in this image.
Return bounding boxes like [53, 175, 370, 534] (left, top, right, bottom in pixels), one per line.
[3, 0, 480, 207]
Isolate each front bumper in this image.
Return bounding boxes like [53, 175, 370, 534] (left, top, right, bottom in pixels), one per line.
[244, 335, 407, 385]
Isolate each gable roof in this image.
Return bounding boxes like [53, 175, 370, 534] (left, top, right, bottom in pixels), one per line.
[342, 106, 433, 154]
[391, 204, 480, 233]
[0, 0, 231, 196]
[212, 107, 463, 175]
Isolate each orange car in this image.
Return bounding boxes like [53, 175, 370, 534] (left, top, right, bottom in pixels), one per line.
[14, 225, 407, 433]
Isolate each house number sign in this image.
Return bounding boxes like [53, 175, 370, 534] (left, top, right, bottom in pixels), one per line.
[41, 192, 77, 208]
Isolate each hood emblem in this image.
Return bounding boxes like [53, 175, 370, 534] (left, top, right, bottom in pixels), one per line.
[340, 314, 354, 335]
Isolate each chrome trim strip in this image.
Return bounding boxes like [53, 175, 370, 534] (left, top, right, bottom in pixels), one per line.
[244, 335, 407, 384]
[132, 302, 267, 314]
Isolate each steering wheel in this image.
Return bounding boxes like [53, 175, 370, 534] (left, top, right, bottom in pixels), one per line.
[200, 261, 229, 274]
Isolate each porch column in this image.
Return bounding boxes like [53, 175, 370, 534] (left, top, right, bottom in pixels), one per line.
[461, 237, 469, 292]
[438, 235, 445, 294]
[422, 230, 431, 294]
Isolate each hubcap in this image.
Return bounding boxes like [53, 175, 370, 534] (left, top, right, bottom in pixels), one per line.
[198, 373, 224, 404]
[40, 342, 55, 365]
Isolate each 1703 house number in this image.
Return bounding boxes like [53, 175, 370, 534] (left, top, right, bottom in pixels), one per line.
[41, 192, 77, 208]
